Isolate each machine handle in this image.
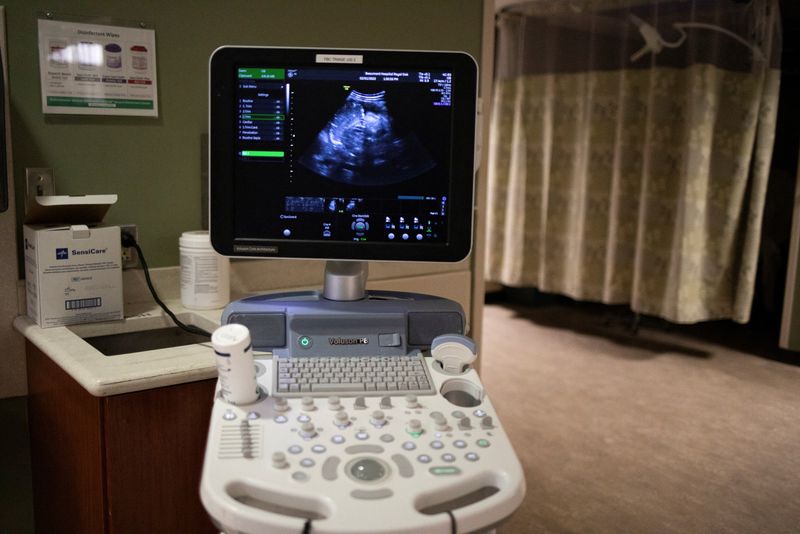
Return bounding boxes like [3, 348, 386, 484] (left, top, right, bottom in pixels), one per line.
[450, 472, 527, 532]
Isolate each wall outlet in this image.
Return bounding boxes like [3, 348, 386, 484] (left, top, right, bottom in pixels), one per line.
[25, 167, 55, 198]
[25, 168, 55, 217]
[120, 224, 139, 269]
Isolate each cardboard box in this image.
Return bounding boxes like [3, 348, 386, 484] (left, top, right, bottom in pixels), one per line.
[24, 195, 123, 328]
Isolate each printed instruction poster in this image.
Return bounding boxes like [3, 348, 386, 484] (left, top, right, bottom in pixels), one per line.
[37, 18, 158, 117]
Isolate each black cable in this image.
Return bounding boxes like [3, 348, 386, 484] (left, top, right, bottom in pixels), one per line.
[446, 511, 457, 534]
[122, 231, 212, 338]
[302, 519, 312, 534]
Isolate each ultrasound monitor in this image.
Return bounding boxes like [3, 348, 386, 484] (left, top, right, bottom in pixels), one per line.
[209, 46, 478, 271]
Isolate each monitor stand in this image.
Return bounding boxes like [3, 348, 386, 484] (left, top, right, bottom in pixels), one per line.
[322, 260, 368, 301]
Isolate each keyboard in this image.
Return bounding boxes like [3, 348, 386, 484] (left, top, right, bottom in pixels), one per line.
[273, 354, 436, 397]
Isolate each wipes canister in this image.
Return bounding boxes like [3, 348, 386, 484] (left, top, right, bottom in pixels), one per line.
[179, 231, 230, 309]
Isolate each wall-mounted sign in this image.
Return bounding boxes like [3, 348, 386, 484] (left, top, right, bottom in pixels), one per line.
[37, 18, 158, 117]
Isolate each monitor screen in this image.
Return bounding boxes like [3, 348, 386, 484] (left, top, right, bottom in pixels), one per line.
[209, 47, 477, 262]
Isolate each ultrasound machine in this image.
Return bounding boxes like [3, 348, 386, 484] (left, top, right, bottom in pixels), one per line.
[200, 46, 525, 534]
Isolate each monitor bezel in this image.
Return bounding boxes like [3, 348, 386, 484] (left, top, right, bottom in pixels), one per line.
[209, 46, 478, 262]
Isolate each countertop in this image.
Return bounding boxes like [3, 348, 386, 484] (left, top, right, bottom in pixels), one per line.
[14, 268, 473, 398]
[14, 300, 232, 397]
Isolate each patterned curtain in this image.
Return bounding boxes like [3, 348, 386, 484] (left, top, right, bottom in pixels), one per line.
[486, 0, 782, 323]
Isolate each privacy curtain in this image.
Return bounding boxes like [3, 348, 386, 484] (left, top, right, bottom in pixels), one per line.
[486, 0, 782, 323]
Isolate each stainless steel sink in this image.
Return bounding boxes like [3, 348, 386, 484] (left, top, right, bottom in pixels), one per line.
[83, 327, 211, 356]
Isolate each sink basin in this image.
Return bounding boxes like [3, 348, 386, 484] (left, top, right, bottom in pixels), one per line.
[83, 327, 211, 356]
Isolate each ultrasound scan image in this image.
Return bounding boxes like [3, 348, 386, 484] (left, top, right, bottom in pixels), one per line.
[299, 90, 435, 186]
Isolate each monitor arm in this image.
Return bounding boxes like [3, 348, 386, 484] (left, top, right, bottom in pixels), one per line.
[322, 260, 368, 301]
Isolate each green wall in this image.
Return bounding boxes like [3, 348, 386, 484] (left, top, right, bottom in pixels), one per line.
[7, 0, 483, 267]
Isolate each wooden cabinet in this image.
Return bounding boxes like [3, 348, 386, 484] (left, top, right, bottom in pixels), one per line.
[26, 341, 217, 534]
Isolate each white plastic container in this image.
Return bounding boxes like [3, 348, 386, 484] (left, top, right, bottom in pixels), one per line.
[211, 323, 258, 405]
[180, 231, 230, 310]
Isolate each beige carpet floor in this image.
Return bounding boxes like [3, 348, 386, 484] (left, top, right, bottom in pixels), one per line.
[480, 302, 800, 534]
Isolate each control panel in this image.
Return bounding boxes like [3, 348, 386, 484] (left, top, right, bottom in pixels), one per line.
[200, 356, 525, 534]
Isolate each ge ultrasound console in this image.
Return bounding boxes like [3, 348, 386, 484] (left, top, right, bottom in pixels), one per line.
[200, 46, 525, 534]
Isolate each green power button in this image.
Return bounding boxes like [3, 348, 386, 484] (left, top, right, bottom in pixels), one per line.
[298, 336, 312, 349]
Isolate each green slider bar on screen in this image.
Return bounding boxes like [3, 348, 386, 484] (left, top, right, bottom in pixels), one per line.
[239, 150, 285, 158]
[238, 68, 285, 80]
[240, 114, 285, 121]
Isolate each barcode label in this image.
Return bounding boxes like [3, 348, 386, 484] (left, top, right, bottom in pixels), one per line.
[65, 297, 102, 310]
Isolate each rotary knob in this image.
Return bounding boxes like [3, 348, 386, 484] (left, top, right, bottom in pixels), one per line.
[334, 411, 351, 428]
[299, 421, 317, 438]
[481, 416, 494, 429]
[328, 396, 343, 411]
[433, 413, 449, 432]
[301, 396, 316, 411]
[271, 452, 289, 469]
[354, 396, 367, 410]
[273, 397, 289, 412]
[370, 410, 387, 428]
[406, 418, 423, 437]
[458, 417, 472, 430]
[380, 396, 392, 409]
[405, 394, 419, 409]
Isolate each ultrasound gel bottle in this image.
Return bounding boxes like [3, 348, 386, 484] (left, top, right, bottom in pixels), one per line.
[211, 324, 259, 405]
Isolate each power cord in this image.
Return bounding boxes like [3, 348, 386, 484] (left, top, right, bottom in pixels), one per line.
[447, 510, 457, 534]
[121, 230, 212, 338]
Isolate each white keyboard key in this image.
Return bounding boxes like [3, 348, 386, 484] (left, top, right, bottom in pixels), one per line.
[312, 383, 366, 393]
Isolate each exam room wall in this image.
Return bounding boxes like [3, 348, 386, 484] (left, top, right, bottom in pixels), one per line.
[5, 0, 485, 269]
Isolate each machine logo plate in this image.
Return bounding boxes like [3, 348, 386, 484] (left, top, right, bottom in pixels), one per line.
[328, 336, 369, 345]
